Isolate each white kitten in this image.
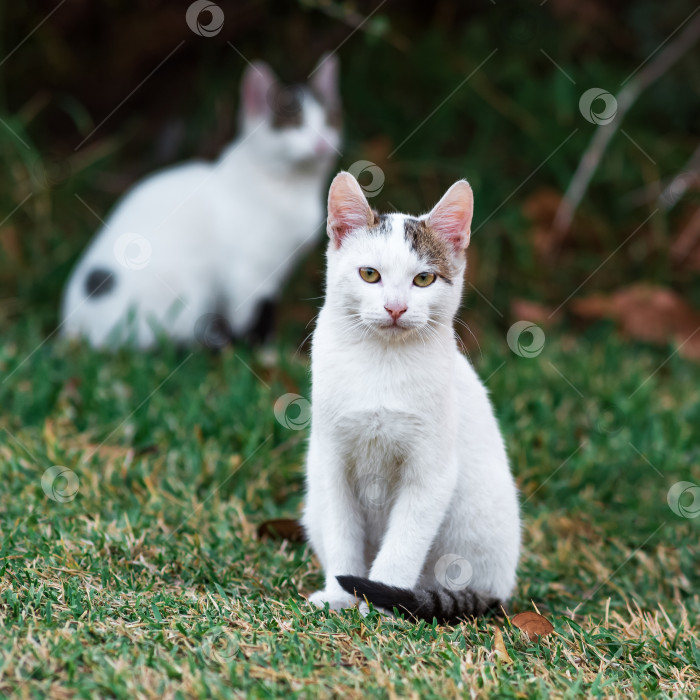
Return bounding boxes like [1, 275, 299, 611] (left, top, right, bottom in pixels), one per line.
[61, 56, 341, 348]
[303, 172, 520, 622]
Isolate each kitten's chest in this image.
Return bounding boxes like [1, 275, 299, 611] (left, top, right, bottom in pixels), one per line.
[318, 348, 448, 462]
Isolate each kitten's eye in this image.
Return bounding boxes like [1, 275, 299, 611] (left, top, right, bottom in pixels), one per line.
[359, 267, 381, 283]
[413, 272, 436, 287]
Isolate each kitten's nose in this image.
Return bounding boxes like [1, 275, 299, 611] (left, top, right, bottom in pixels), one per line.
[384, 303, 407, 321]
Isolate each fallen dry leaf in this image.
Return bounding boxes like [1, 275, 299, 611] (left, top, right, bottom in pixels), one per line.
[570, 284, 700, 361]
[510, 299, 561, 326]
[511, 611, 554, 640]
[257, 518, 305, 543]
[492, 626, 513, 663]
[671, 205, 700, 267]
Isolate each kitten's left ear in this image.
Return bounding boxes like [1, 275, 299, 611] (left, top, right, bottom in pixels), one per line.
[426, 180, 474, 253]
[327, 171, 373, 248]
[310, 53, 340, 108]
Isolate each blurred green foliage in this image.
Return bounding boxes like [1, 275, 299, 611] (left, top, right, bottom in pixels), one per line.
[0, 0, 699, 337]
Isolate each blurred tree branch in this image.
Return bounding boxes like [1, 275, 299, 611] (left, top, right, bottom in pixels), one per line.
[553, 11, 700, 235]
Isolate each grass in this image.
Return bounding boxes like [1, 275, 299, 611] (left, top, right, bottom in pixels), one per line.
[1, 316, 699, 698]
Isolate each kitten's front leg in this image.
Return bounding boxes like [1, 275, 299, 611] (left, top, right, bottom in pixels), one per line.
[304, 439, 366, 610]
[368, 460, 457, 589]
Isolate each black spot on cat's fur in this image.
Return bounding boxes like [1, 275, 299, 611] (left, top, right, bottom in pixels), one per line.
[85, 268, 116, 298]
[403, 218, 457, 283]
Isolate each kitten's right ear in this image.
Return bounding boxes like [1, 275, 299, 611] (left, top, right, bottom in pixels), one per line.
[327, 172, 374, 248]
[241, 61, 277, 121]
[310, 53, 340, 108]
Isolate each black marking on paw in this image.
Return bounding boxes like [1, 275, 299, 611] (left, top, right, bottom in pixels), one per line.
[85, 268, 116, 298]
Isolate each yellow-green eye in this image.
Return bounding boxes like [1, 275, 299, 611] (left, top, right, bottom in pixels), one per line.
[413, 272, 436, 287]
[359, 267, 381, 283]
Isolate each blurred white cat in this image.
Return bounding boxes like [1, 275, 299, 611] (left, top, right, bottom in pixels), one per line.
[61, 55, 341, 348]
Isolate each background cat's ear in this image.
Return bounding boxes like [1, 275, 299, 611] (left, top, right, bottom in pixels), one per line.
[426, 180, 474, 253]
[327, 172, 373, 248]
[241, 61, 277, 121]
[310, 53, 340, 108]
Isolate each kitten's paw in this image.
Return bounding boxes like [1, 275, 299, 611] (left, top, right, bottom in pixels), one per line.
[307, 589, 357, 611]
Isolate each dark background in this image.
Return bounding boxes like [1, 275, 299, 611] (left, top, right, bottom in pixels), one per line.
[1, 0, 699, 347]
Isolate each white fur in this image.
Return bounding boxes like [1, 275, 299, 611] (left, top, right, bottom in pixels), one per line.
[61, 59, 341, 348]
[303, 176, 520, 611]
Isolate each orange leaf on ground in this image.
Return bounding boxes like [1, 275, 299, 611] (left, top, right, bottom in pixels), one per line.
[511, 611, 554, 640]
[570, 284, 700, 361]
[511, 299, 561, 325]
[257, 518, 305, 542]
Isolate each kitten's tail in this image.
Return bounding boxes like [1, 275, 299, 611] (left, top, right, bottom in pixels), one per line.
[336, 575, 502, 624]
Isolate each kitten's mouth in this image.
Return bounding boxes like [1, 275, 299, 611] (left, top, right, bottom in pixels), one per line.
[376, 320, 413, 334]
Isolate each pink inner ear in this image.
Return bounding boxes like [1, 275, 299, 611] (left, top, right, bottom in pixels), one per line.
[242, 63, 275, 119]
[311, 54, 339, 106]
[428, 181, 474, 252]
[327, 173, 372, 247]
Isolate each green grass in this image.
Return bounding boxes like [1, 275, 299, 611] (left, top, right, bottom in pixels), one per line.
[1, 318, 698, 698]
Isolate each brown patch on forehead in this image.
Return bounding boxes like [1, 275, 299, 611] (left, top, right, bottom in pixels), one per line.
[367, 212, 392, 235]
[403, 217, 458, 282]
[269, 85, 303, 129]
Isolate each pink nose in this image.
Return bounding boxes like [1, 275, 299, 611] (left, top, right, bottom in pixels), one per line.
[384, 303, 407, 321]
